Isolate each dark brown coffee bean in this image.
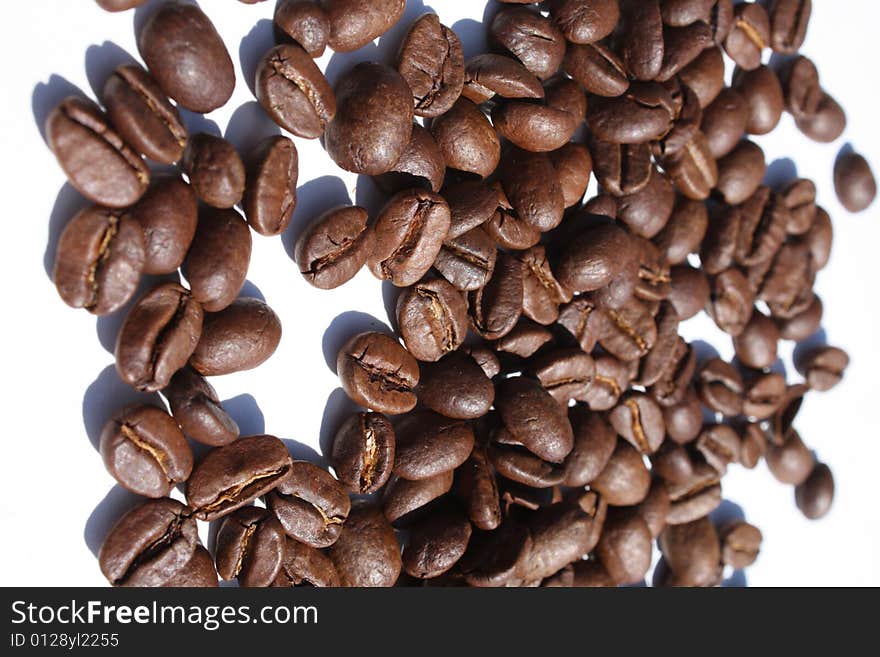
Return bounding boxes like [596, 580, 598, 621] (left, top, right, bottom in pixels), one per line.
[556, 297, 602, 353]
[590, 441, 651, 506]
[189, 297, 282, 376]
[771, 383, 808, 445]
[116, 283, 203, 392]
[435, 98, 501, 178]
[739, 421, 768, 468]
[98, 498, 197, 587]
[715, 140, 766, 205]
[215, 507, 286, 587]
[599, 298, 658, 361]
[733, 310, 780, 369]
[490, 6, 565, 80]
[776, 294, 822, 341]
[834, 151, 876, 213]
[267, 461, 351, 548]
[696, 424, 741, 474]
[244, 136, 298, 237]
[589, 138, 652, 197]
[742, 372, 786, 421]
[637, 478, 671, 538]
[384, 471, 453, 524]
[700, 205, 739, 274]
[658, 517, 722, 587]
[326, 62, 413, 175]
[806, 206, 833, 270]
[701, 87, 749, 159]
[596, 509, 652, 585]
[657, 21, 714, 82]
[679, 47, 725, 108]
[395, 412, 474, 480]
[492, 319, 551, 357]
[329, 501, 402, 587]
[46, 97, 149, 208]
[187, 435, 292, 521]
[563, 43, 629, 97]
[274, 0, 330, 58]
[517, 245, 572, 325]
[780, 54, 821, 118]
[484, 187, 542, 250]
[272, 539, 340, 588]
[697, 358, 744, 416]
[657, 124, 718, 200]
[795, 462, 834, 520]
[708, 268, 754, 336]
[396, 279, 467, 362]
[461, 53, 544, 104]
[619, 168, 675, 239]
[724, 2, 769, 71]
[468, 253, 524, 340]
[769, 0, 811, 54]
[332, 412, 395, 495]
[587, 82, 674, 144]
[418, 351, 494, 420]
[583, 355, 636, 411]
[796, 345, 849, 392]
[662, 387, 702, 444]
[778, 178, 817, 235]
[182, 134, 245, 209]
[528, 348, 595, 405]
[129, 176, 197, 276]
[434, 227, 498, 292]
[337, 332, 419, 414]
[653, 199, 708, 266]
[295, 205, 374, 290]
[100, 404, 193, 498]
[766, 429, 814, 485]
[732, 65, 784, 135]
[102, 64, 186, 164]
[489, 441, 566, 489]
[163, 545, 218, 588]
[650, 337, 696, 408]
[403, 507, 472, 579]
[496, 377, 574, 463]
[376, 124, 445, 194]
[550, 0, 619, 44]
[323, 0, 405, 52]
[795, 92, 847, 143]
[163, 366, 239, 446]
[665, 462, 722, 524]
[561, 408, 615, 488]
[618, 0, 664, 81]
[609, 393, 666, 455]
[652, 441, 695, 484]
[555, 222, 633, 293]
[719, 520, 762, 569]
[758, 241, 815, 317]
[444, 180, 499, 239]
[397, 14, 464, 118]
[492, 100, 577, 153]
[636, 301, 679, 387]
[457, 446, 502, 531]
[668, 265, 709, 320]
[499, 148, 565, 232]
[137, 2, 234, 113]
[549, 143, 593, 208]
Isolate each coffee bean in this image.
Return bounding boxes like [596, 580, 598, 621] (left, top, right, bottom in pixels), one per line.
[668, 265, 710, 320]
[46, 97, 149, 208]
[434, 227, 497, 292]
[590, 440, 651, 506]
[834, 151, 876, 213]
[583, 354, 636, 411]
[274, 1, 329, 57]
[707, 268, 754, 336]
[679, 47, 725, 108]
[650, 337, 696, 408]
[484, 186, 542, 250]
[657, 21, 714, 82]
[182, 134, 246, 209]
[464, 345, 502, 380]
[637, 478, 671, 538]
[272, 538, 340, 588]
[733, 310, 780, 369]
[244, 136, 298, 237]
[701, 87, 749, 159]
[732, 65, 784, 135]
[653, 199, 708, 266]
[795, 345, 849, 391]
[766, 429, 814, 485]
[444, 180, 499, 239]
[115, 283, 203, 392]
[332, 411, 395, 495]
[187, 435, 292, 521]
[779, 178, 817, 235]
[739, 421, 768, 468]
[189, 297, 282, 376]
[527, 348, 594, 405]
[795, 462, 834, 520]
[637, 302, 680, 387]
[742, 372, 786, 420]
[397, 14, 464, 118]
[769, 0, 811, 54]
[295, 205, 374, 290]
[492, 319, 550, 357]
[556, 297, 602, 353]
[696, 424, 741, 474]
[656, 124, 718, 200]
[327, 501, 401, 587]
[384, 470, 453, 524]
[719, 520, 762, 569]
[620, 170, 676, 240]
[163, 366, 239, 446]
[549, 143, 593, 208]
[326, 62, 413, 175]
[724, 2, 769, 71]
[776, 294, 822, 341]
[468, 253, 524, 340]
[780, 54, 821, 119]
[418, 351, 495, 420]
[267, 461, 350, 548]
[163, 545, 218, 588]
[658, 517, 722, 586]
[102, 64, 187, 164]
[490, 6, 565, 80]
[587, 82, 674, 144]
[394, 411, 474, 480]
[396, 279, 467, 363]
[403, 506, 472, 579]
[53, 205, 145, 316]
[457, 446, 502, 531]
[555, 222, 633, 293]
[770, 383, 807, 445]
[256, 44, 336, 139]
[562, 407, 617, 487]
[98, 498, 197, 587]
[516, 245, 571, 324]
[492, 100, 577, 153]
[697, 358, 744, 416]
[715, 140, 766, 205]
[589, 137, 653, 197]
[462, 53, 545, 104]
[609, 392, 665, 455]
[337, 332, 419, 414]
[323, 0, 405, 52]
[758, 241, 815, 318]
[496, 376, 574, 463]
[550, 0, 619, 44]
[563, 42, 629, 97]
[376, 124, 446, 194]
[652, 441, 695, 484]
[665, 462, 722, 524]
[662, 387, 703, 444]
[596, 509, 653, 584]
[795, 92, 847, 143]
[599, 298, 658, 361]
[806, 206, 833, 270]
[489, 440, 566, 489]
[129, 176, 197, 275]
[137, 2, 234, 113]
[618, 0, 663, 81]
[215, 507, 286, 587]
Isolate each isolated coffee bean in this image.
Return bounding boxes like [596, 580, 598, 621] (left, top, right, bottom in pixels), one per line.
[325, 63, 413, 175]
[332, 412, 395, 495]
[137, 1, 234, 113]
[702, 87, 749, 159]
[128, 176, 197, 275]
[99, 498, 197, 587]
[163, 366, 239, 446]
[272, 539, 340, 588]
[563, 408, 617, 487]
[274, 0, 330, 58]
[733, 311, 780, 369]
[732, 65, 784, 135]
[795, 346, 849, 392]
[323, 0, 406, 52]
[295, 206, 374, 290]
[490, 6, 565, 80]
[769, 0, 812, 54]
[719, 521, 762, 569]
[267, 461, 351, 548]
[697, 358, 744, 416]
[496, 376, 574, 463]
[115, 283, 203, 392]
[102, 64, 187, 164]
[215, 507, 286, 587]
[795, 462, 834, 520]
[468, 253, 524, 340]
[384, 471, 453, 524]
[834, 151, 876, 213]
[550, 0, 619, 44]
[397, 14, 464, 118]
[53, 205, 145, 316]
[587, 82, 674, 144]
[396, 279, 468, 362]
[724, 2, 769, 71]
[244, 136, 298, 237]
[337, 332, 419, 414]
[255, 44, 336, 139]
[457, 447, 502, 531]
[182, 134, 246, 209]
[328, 501, 401, 587]
[46, 96, 149, 208]
[590, 441, 651, 506]
[596, 509, 653, 585]
[418, 351, 494, 420]
[403, 506, 472, 579]
[100, 404, 192, 498]
[715, 140, 766, 205]
[163, 546, 218, 588]
[743, 372, 787, 420]
[395, 412, 474, 480]
[189, 297, 282, 376]
[433, 98, 502, 178]
[187, 435, 292, 521]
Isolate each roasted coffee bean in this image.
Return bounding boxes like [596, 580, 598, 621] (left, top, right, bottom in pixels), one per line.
[395, 412, 474, 480]
[163, 366, 239, 446]
[528, 348, 595, 405]
[384, 471, 453, 524]
[609, 392, 665, 456]
[550, 143, 593, 208]
[484, 188, 542, 250]
[274, 0, 330, 58]
[461, 53, 544, 104]
[668, 265, 710, 320]
[770, 383, 807, 445]
[115, 283, 203, 392]
[590, 441, 651, 506]
[272, 539, 340, 588]
[500, 148, 565, 232]
[596, 509, 653, 585]
[697, 358, 744, 416]
[325, 62, 413, 175]
[190, 297, 281, 376]
[337, 332, 419, 414]
[563, 43, 629, 97]
[46, 97, 149, 208]
[806, 207, 833, 270]
[215, 507, 286, 587]
[663, 387, 703, 444]
[658, 517, 722, 587]
[457, 446, 502, 531]
[724, 2, 769, 71]
[332, 412, 395, 495]
[468, 253, 524, 340]
[556, 297, 602, 353]
[779, 178, 817, 235]
[732, 65, 784, 135]
[99, 498, 197, 587]
[435, 97, 502, 178]
[637, 301, 679, 387]
[767, 429, 815, 485]
[657, 21, 713, 82]
[463, 346, 501, 380]
[182, 134, 246, 209]
[496, 376, 574, 463]
[102, 64, 186, 164]
[780, 54, 821, 118]
[634, 237, 673, 304]
[656, 124, 718, 200]
[715, 140, 766, 205]
[719, 520, 762, 569]
[702, 87, 749, 159]
[434, 227, 497, 292]
[129, 176, 197, 275]
[295, 206, 374, 289]
[397, 14, 464, 118]
[418, 351, 494, 420]
[733, 311, 779, 369]
[768, 0, 811, 54]
[650, 337, 696, 408]
[834, 151, 876, 213]
[776, 294, 822, 341]
[560, 408, 616, 487]
[708, 268, 754, 336]
[739, 421, 768, 468]
[244, 136, 298, 237]
[267, 461, 350, 548]
[100, 404, 192, 498]
[587, 82, 674, 144]
[653, 198, 708, 266]
[618, 0, 663, 81]
[555, 222, 633, 293]
[490, 6, 565, 80]
[589, 138, 653, 197]
[795, 462, 834, 520]
[368, 189, 450, 287]
[396, 279, 468, 362]
[163, 545, 219, 588]
[444, 180, 499, 239]
[550, 0, 619, 44]
[403, 507, 472, 579]
[327, 501, 401, 587]
[583, 355, 635, 411]
[665, 462, 722, 524]
[53, 205, 145, 315]
[696, 424, 741, 474]
[323, 0, 405, 52]
[492, 100, 577, 153]
[652, 441, 695, 485]
[137, 2, 234, 113]
[743, 372, 786, 420]
[187, 435, 292, 521]
[517, 245, 571, 325]
[759, 241, 815, 316]
[491, 444, 564, 494]
[618, 168, 675, 238]
[795, 345, 849, 392]
[679, 47, 725, 108]
[795, 92, 847, 143]
[376, 124, 445, 194]
[635, 478, 670, 538]
[599, 298, 658, 361]
[493, 319, 552, 357]
[459, 521, 532, 587]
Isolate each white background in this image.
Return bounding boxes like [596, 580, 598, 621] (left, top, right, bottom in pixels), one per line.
[0, 0, 877, 587]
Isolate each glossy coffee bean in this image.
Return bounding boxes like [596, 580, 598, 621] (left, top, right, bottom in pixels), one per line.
[679, 47, 725, 108]
[528, 348, 595, 405]
[129, 176, 197, 275]
[137, 2, 234, 113]
[769, 0, 811, 54]
[483, 188, 542, 250]
[617, 168, 675, 239]
[182, 134, 245, 209]
[403, 507, 472, 579]
[244, 136, 298, 237]
[554, 222, 632, 293]
[163, 366, 239, 446]
[397, 14, 464, 118]
[668, 265, 710, 320]
[779, 54, 822, 119]
[665, 462, 722, 524]
[444, 180, 498, 239]
[462, 53, 544, 103]
[434, 227, 497, 292]
[383, 471, 453, 525]
[457, 447, 502, 531]
[834, 151, 876, 213]
[115, 283, 203, 392]
[337, 332, 419, 414]
[550, 143, 593, 208]
[733, 311, 779, 369]
[778, 178, 817, 235]
[637, 478, 671, 538]
[396, 279, 468, 362]
[618, 0, 663, 81]
[550, 0, 619, 44]
[657, 21, 714, 82]
[323, 0, 406, 52]
[776, 295, 822, 341]
[499, 148, 565, 232]
[494, 319, 552, 357]
[766, 429, 814, 485]
[215, 507, 286, 588]
[186, 435, 292, 521]
[795, 462, 834, 520]
[590, 441, 651, 506]
[274, 0, 330, 58]
[719, 520, 762, 569]
[563, 407, 617, 487]
[295, 206, 374, 289]
[742, 372, 786, 420]
[732, 65, 784, 135]
[795, 345, 849, 392]
[556, 297, 602, 353]
[490, 6, 565, 80]
[701, 87, 749, 159]
[418, 351, 494, 420]
[394, 412, 474, 480]
[563, 42, 628, 97]
[715, 140, 766, 205]
[53, 205, 145, 316]
[582, 355, 636, 412]
[795, 92, 847, 143]
[272, 539, 340, 588]
[739, 422, 768, 468]
[598, 298, 658, 361]
[489, 440, 565, 489]
[518, 245, 571, 325]
[332, 412, 395, 495]
[496, 376, 574, 463]
[46, 96, 149, 208]
[189, 297, 282, 376]
[656, 124, 718, 200]
[663, 387, 704, 444]
[696, 424, 741, 475]
[587, 82, 674, 144]
[328, 501, 401, 587]
[492, 100, 577, 153]
[468, 253, 524, 340]
[376, 124, 446, 194]
[707, 268, 754, 336]
[653, 198, 708, 266]
[596, 509, 653, 585]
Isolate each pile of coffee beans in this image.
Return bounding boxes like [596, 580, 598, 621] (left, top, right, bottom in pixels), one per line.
[49, 0, 874, 587]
